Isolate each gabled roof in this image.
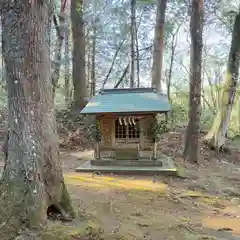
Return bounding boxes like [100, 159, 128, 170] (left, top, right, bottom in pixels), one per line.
[80, 88, 171, 114]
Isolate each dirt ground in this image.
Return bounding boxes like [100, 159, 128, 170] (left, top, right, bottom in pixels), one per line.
[57, 150, 240, 240]
[50, 130, 240, 240]
[1, 130, 240, 240]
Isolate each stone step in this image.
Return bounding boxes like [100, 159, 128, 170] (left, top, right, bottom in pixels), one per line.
[91, 159, 163, 167]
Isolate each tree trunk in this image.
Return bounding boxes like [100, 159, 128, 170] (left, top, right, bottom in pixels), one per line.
[52, 13, 65, 98]
[71, 0, 88, 108]
[102, 39, 125, 88]
[238, 95, 240, 134]
[167, 30, 178, 101]
[183, 0, 204, 164]
[64, 22, 71, 104]
[0, 1, 74, 236]
[135, 20, 140, 87]
[204, 12, 240, 150]
[151, 0, 168, 92]
[90, 24, 96, 96]
[130, 0, 136, 88]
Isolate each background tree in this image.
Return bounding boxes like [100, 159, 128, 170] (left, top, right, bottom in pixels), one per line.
[52, 0, 68, 97]
[0, 0, 74, 236]
[151, 0, 168, 92]
[130, 0, 137, 87]
[183, 0, 204, 163]
[71, 0, 88, 108]
[204, 10, 240, 150]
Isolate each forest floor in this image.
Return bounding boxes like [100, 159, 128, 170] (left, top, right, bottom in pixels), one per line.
[1, 129, 240, 240]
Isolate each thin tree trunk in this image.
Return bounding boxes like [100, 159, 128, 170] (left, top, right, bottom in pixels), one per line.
[90, 24, 96, 96]
[183, 0, 204, 164]
[0, 1, 74, 236]
[151, 0, 168, 92]
[130, 0, 136, 88]
[102, 39, 125, 89]
[64, 22, 71, 104]
[87, 43, 91, 91]
[52, 10, 66, 98]
[71, 0, 88, 108]
[135, 10, 140, 87]
[167, 30, 178, 101]
[114, 64, 130, 88]
[238, 95, 240, 134]
[204, 12, 240, 150]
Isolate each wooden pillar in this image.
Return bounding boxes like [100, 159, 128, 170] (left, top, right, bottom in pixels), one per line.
[165, 112, 168, 123]
[137, 143, 140, 160]
[96, 142, 100, 159]
[153, 141, 157, 160]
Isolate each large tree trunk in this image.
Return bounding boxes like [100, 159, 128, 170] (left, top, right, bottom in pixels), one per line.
[71, 0, 88, 109]
[0, 1, 74, 236]
[151, 0, 168, 92]
[183, 0, 204, 164]
[130, 0, 136, 88]
[204, 12, 240, 150]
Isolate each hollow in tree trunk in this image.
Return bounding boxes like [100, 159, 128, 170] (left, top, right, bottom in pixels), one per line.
[204, 12, 240, 151]
[0, 1, 74, 237]
[183, 0, 204, 164]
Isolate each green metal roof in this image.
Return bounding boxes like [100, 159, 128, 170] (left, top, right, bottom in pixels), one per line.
[80, 88, 171, 114]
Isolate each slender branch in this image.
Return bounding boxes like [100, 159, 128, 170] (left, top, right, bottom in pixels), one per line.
[114, 64, 129, 88]
[102, 39, 126, 88]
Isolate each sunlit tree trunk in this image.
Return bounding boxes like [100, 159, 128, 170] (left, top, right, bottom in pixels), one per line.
[183, 0, 204, 164]
[151, 0, 168, 92]
[0, 1, 74, 236]
[204, 12, 240, 150]
[71, 0, 88, 108]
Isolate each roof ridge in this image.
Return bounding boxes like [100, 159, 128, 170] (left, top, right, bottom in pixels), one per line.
[99, 87, 165, 95]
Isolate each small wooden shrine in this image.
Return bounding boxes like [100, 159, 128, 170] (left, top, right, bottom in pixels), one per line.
[76, 88, 176, 174]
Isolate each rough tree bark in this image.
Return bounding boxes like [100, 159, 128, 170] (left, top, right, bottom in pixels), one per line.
[71, 0, 88, 108]
[183, 0, 204, 164]
[204, 12, 240, 150]
[130, 0, 136, 88]
[151, 0, 168, 92]
[0, 1, 74, 236]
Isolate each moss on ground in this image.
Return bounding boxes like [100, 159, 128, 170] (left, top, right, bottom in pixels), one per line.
[39, 220, 103, 240]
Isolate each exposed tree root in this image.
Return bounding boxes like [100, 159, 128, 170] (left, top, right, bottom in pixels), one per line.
[203, 139, 230, 154]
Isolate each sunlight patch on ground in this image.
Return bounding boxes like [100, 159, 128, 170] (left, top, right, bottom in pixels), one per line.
[67, 150, 94, 160]
[202, 217, 240, 235]
[64, 173, 167, 193]
[180, 190, 205, 198]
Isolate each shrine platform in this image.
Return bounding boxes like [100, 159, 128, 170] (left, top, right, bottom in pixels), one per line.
[75, 156, 177, 175]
